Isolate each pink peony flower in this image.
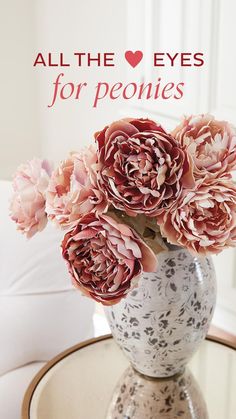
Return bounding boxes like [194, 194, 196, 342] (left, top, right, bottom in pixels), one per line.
[172, 114, 236, 178]
[10, 158, 53, 238]
[95, 118, 194, 217]
[62, 213, 157, 305]
[46, 146, 108, 229]
[158, 178, 236, 255]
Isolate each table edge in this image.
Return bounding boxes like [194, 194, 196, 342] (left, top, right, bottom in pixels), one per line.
[21, 333, 236, 419]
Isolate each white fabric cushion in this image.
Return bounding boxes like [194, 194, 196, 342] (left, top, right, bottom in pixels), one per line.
[0, 180, 95, 376]
[0, 362, 45, 419]
[0, 180, 80, 295]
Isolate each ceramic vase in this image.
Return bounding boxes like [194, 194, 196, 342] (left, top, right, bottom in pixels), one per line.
[105, 247, 216, 378]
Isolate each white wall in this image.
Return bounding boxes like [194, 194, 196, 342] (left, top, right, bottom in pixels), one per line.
[0, 0, 128, 177]
[33, 0, 127, 162]
[0, 1, 40, 180]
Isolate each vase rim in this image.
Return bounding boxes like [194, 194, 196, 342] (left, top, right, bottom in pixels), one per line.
[165, 243, 183, 251]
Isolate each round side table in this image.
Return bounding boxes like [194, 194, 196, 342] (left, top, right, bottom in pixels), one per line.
[22, 334, 236, 419]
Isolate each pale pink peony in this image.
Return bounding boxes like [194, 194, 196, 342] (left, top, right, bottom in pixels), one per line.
[95, 118, 194, 217]
[10, 158, 53, 238]
[158, 179, 236, 255]
[46, 146, 108, 229]
[62, 213, 157, 305]
[172, 114, 236, 178]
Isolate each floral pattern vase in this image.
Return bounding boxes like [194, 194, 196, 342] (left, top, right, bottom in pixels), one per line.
[105, 247, 216, 378]
[106, 366, 208, 419]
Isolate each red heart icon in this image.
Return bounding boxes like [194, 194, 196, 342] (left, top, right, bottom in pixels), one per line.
[125, 50, 143, 68]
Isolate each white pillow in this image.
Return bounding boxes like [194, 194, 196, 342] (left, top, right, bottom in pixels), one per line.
[0, 180, 95, 376]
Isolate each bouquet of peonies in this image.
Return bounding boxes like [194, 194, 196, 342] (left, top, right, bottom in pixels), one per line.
[10, 115, 236, 305]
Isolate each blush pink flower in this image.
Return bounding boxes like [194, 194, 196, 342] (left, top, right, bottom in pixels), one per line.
[46, 146, 108, 229]
[62, 213, 157, 305]
[10, 158, 53, 238]
[95, 118, 194, 217]
[172, 114, 236, 178]
[158, 179, 236, 255]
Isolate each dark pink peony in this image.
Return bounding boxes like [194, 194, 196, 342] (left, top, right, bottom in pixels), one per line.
[62, 213, 157, 305]
[95, 118, 194, 217]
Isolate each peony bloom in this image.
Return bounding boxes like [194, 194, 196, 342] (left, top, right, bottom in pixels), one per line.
[62, 213, 157, 305]
[46, 146, 108, 229]
[172, 114, 236, 178]
[158, 179, 236, 255]
[10, 158, 53, 238]
[95, 118, 194, 217]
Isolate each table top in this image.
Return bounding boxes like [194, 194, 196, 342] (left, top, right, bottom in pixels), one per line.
[22, 334, 236, 419]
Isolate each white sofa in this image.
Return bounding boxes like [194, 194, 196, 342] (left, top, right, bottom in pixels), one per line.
[0, 180, 96, 418]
